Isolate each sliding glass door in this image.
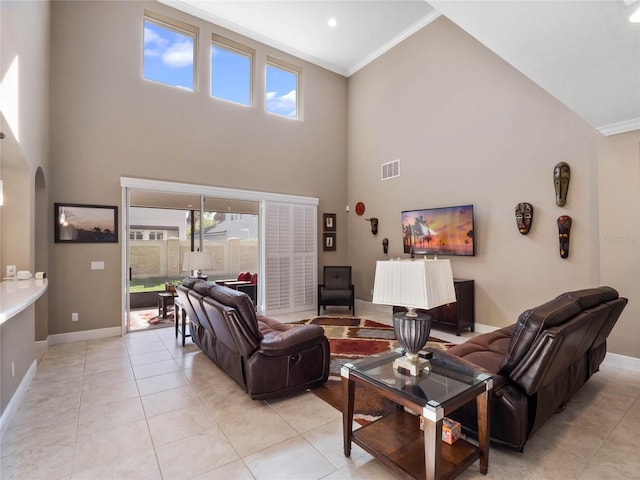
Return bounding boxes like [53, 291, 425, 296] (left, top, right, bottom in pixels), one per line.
[121, 177, 318, 334]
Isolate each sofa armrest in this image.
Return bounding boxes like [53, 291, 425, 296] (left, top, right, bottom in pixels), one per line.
[509, 329, 562, 395]
[260, 324, 327, 356]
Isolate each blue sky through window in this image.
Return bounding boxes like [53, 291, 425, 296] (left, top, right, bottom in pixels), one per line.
[266, 64, 297, 119]
[143, 20, 194, 90]
[143, 17, 299, 119]
[211, 45, 251, 106]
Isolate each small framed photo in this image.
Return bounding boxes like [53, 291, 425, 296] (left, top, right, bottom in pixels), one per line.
[323, 232, 336, 251]
[324, 213, 336, 232]
[54, 203, 118, 243]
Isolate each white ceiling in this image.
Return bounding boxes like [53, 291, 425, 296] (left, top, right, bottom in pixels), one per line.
[161, 0, 640, 136]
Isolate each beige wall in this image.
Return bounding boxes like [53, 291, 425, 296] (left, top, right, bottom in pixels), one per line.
[598, 131, 640, 357]
[7, 2, 638, 359]
[1, 1, 51, 339]
[0, 0, 50, 414]
[49, 1, 348, 334]
[346, 17, 638, 357]
[1, 0, 50, 277]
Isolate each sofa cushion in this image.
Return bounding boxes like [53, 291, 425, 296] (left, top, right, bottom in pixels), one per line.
[207, 284, 262, 340]
[448, 326, 513, 374]
[258, 316, 292, 335]
[557, 286, 618, 310]
[499, 295, 582, 375]
[192, 279, 215, 296]
[182, 277, 199, 289]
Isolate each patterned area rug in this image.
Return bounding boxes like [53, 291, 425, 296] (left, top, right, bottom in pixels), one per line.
[293, 317, 454, 424]
[129, 308, 174, 331]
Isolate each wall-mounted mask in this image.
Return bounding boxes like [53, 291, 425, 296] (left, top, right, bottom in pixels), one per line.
[365, 217, 378, 235]
[557, 215, 572, 258]
[382, 238, 389, 254]
[515, 202, 534, 235]
[553, 162, 570, 207]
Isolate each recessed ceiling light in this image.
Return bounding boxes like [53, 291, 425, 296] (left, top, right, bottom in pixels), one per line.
[328, 17, 337, 28]
[631, 6, 640, 23]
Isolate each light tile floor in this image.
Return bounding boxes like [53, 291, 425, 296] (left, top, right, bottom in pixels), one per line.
[1, 304, 639, 479]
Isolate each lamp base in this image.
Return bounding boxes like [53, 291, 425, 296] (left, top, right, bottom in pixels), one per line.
[393, 354, 431, 376]
[393, 311, 432, 376]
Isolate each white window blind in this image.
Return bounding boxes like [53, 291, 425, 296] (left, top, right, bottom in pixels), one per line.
[263, 201, 317, 314]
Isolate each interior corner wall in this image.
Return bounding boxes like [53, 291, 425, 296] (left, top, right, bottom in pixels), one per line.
[0, 1, 51, 341]
[49, 1, 347, 335]
[347, 17, 605, 342]
[598, 130, 640, 358]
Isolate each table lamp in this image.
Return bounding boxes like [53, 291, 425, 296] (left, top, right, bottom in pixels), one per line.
[372, 257, 456, 375]
[183, 251, 214, 278]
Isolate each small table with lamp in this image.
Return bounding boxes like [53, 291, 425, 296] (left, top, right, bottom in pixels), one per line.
[341, 349, 492, 480]
[347, 257, 491, 479]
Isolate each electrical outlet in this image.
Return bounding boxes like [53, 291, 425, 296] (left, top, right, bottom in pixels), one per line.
[72, 312, 79, 321]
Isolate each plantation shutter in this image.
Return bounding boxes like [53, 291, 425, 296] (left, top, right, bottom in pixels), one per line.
[263, 201, 317, 315]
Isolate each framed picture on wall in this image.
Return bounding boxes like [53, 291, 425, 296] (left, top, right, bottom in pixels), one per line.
[323, 232, 336, 251]
[54, 203, 118, 243]
[324, 213, 336, 232]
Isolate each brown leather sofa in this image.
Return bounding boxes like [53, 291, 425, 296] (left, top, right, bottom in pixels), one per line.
[444, 286, 627, 451]
[177, 278, 330, 400]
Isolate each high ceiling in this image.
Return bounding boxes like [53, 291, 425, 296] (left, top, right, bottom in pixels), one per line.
[160, 0, 640, 136]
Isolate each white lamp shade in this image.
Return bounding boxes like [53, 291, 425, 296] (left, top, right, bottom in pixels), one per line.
[182, 251, 214, 272]
[372, 258, 456, 310]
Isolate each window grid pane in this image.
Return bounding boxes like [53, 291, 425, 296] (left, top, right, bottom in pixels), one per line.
[266, 64, 298, 119]
[211, 44, 252, 106]
[143, 18, 195, 91]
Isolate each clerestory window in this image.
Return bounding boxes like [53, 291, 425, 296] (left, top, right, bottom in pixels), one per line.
[143, 11, 198, 91]
[211, 35, 254, 106]
[266, 56, 301, 120]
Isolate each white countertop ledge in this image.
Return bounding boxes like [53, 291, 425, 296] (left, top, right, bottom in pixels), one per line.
[0, 278, 48, 325]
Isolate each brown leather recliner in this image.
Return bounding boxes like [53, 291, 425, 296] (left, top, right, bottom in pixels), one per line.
[176, 278, 330, 400]
[444, 286, 627, 451]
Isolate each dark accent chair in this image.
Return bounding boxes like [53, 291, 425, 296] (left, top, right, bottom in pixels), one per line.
[317, 266, 355, 316]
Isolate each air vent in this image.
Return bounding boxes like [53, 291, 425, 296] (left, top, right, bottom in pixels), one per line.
[381, 159, 400, 180]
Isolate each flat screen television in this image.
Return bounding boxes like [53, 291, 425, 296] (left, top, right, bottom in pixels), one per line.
[402, 205, 475, 256]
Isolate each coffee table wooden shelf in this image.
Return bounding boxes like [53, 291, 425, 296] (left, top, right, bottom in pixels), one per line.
[342, 349, 492, 480]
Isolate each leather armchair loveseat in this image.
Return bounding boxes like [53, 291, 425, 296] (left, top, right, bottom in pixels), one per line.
[177, 278, 330, 399]
[444, 286, 627, 451]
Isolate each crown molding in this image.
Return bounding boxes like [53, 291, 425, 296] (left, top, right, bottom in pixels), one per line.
[597, 117, 640, 136]
[347, 10, 442, 77]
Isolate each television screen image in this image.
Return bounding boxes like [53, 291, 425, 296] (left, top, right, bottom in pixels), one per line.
[402, 205, 475, 256]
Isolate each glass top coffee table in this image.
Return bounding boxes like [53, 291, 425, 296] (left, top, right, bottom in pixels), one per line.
[341, 348, 493, 480]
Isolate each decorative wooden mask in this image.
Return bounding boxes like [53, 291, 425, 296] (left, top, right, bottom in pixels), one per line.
[365, 217, 378, 235]
[557, 215, 572, 258]
[554, 162, 571, 207]
[515, 202, 534, 235]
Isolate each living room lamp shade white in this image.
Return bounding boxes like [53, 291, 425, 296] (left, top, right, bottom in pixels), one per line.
[372, 258, 456, 375]
[182, 251, 214, 278]
[372, 258, 456, 313]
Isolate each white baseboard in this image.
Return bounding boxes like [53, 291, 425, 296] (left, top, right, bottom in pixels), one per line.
[47, 326, 122, 345]
[35, 340, 48, 363]
[603, 352, 640, 371]
[472, 322, 498, 334]
[0, 359, 37, 436]
[355, 299, 389, 314]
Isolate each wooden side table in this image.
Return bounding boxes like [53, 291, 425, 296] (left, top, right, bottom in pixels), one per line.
[158, 292, 175, 319]
[342, 350, 492, 480]
[173, 297, 191, 346]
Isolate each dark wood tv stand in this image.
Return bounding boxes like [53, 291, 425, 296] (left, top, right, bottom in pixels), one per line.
[394, 278, 474, 336]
